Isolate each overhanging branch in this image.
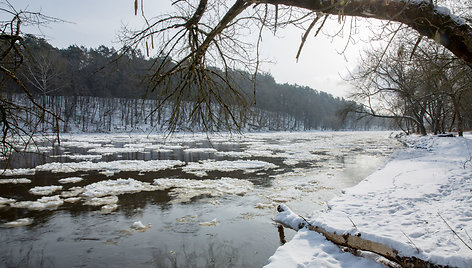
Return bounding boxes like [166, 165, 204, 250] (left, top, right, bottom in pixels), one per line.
[260, 0, 472, 65]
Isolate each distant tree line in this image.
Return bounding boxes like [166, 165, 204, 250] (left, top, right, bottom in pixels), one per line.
[3, 35, 390, 133]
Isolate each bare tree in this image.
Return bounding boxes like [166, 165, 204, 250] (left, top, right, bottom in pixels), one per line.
[0, 1, 61, 160]
[348, 38, 429, 135]
[348, 26, 472, 136]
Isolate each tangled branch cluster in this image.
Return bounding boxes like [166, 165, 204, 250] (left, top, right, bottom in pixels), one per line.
[0, 1, 62, 160]
[121, 0, 319, 132]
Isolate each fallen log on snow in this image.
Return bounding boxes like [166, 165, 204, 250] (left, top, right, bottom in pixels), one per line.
[275, 204, 447, 268]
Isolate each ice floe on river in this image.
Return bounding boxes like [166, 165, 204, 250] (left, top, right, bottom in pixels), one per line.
[29, 185, 63, 195]
[58, 177, 84, 184]
[1, 176, 255, 212]
[35, 159, 184, 173]
[0, 169, 35, 176]
[82, 178, 157, 197]
[0, 178, 31, 184]
[10, 195, 63, 211]
[83, 195, 119, 206]
[153, 177, 254, 203]
[52, 154, 102, 161]
[3, 218, 33, 227]
[182, 159, 277, 177]
[0, 197, 15, 209]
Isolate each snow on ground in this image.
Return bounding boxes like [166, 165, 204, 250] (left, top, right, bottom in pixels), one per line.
[266, 230, 385, 268]
[268, 135, 472, 268]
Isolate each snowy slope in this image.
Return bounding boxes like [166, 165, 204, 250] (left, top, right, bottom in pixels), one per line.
[267, 134, 472, 267]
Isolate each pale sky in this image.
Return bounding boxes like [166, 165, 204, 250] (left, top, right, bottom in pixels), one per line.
[9, 0, 372, 98]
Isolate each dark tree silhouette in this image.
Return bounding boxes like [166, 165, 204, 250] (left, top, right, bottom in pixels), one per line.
[0, 1, 62, 159]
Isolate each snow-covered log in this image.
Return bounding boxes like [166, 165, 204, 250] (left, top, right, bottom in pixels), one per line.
[275, 204, 447, 268]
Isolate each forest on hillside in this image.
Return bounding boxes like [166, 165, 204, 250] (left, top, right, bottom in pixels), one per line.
[3, 35, 389, 133]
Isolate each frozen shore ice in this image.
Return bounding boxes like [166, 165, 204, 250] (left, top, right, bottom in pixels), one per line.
[267, 135, 472, 268]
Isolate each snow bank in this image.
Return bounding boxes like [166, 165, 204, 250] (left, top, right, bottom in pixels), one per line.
[266, 230, 384, 268]
[268, 135, 472, 267]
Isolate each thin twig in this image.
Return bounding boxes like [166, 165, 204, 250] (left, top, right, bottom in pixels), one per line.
[400, 229, 420, 254]
[347, 216, 359, 232]
[438, 213, 472, 251]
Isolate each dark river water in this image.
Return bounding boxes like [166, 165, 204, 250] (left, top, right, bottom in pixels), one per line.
[0, 131, 400, 267]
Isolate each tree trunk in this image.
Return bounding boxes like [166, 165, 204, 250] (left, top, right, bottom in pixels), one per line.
[451, 96, 464, 136]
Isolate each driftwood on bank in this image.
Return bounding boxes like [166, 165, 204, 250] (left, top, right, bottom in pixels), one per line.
[275, 205, 448, 268]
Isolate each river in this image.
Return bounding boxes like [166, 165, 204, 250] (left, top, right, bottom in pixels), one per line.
[0, 131, 400, 267]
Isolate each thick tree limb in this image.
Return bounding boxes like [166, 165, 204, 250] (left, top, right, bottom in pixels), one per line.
[260, 0, 472, 65]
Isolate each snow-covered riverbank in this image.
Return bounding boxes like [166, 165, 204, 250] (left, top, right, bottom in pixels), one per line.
[267, 134, 472, 267]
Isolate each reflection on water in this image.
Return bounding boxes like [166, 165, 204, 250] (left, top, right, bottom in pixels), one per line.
[0, 131, 400, 267]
